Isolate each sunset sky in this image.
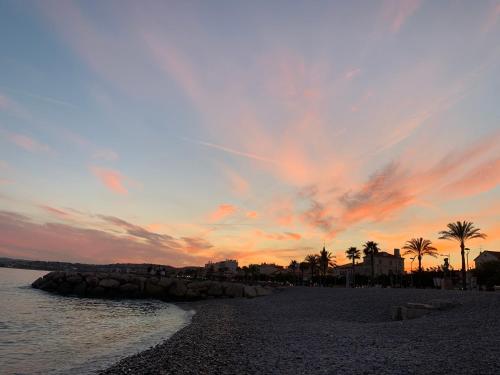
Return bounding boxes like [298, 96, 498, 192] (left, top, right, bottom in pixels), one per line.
[0, 0, 499, 269]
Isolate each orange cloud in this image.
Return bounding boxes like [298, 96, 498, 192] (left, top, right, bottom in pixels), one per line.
[255, 230, 302, 241]
[90, 166, 128, 195]
[246, 211, 258, 219]
[210, 204, 237, 221]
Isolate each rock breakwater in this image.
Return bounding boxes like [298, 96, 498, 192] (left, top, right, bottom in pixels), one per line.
[32, 271, 272, 301]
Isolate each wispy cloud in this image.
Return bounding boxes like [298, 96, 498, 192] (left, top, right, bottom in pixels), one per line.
[183, 137, 278, 164]
[383, 0, 421, 33]
[90, 166, 129, 195]
[6, 132, 53, 155]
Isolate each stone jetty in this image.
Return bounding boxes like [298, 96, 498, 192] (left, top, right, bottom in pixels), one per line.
[32, 271, 273, 301]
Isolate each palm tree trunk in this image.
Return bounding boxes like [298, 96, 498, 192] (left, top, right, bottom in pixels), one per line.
[461, 240, 466, 290]
[371, 254, 374, 286]
[352, 258, 355, 288]
[418, 255, 422, 288]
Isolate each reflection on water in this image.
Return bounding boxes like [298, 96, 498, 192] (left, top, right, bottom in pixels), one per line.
[0, 268, 192, 375]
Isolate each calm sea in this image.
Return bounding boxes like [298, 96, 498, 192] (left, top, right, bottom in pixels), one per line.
[0, 268, 193, 375]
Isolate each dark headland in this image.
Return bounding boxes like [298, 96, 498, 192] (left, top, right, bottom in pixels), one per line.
[101, 287, 500, 375]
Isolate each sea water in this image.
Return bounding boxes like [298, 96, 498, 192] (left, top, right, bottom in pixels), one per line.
[0, 268, 192, 374]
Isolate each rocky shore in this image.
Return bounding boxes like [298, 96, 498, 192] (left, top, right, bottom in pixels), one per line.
[102, 287, 500, 375]
[32, 271, 272, 301]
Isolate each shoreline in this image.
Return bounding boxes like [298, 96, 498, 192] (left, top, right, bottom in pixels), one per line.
[101, 287, 500, 374]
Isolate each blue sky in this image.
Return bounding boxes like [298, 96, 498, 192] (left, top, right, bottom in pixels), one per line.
[0, 0, 499, 267]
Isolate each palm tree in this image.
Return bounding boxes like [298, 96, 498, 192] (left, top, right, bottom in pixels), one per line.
[319, 247, 335, 284]
[439, 221, 486, 290]
[288, 260, 299, 284]
[248, 264, 260, 282]
[305, 254, 319, 283]
[402, 238, 438, 274]
[363, 241, 380, 285]
[402, 238, 437, 287]
[345, 247, 361, 287]
[299, 261, 308, 283]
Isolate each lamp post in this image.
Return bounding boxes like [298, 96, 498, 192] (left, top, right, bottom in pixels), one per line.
[465, 248, 470, 271]
[410, 257, 416, 287]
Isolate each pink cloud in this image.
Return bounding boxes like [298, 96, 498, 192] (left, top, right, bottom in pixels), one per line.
[90, 166, 128, 195]
[7, 133, 53, 154]
[483, 3, 500, 32]
[0, 211, 202, 266]
[38, 205, 72, 219]
[384, 0, 421, 33]
[345, 68, 361, 80]
[442, 158, 500, 198]
[210, 204, 237, 221]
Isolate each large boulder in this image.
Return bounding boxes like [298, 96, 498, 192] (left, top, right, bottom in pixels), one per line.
[40, 280, 58, 291]
[207, 282, 223, 297]
[145, 282, 165, 298]
[185, 288, 201, 300]
[158, 277, 174, 289]
[85, 276, 100, 288]
[99, 278, 120, 289]
[32, 277, 44, 288]
[243, 285, 257, 298]
[66, 273, 83, 284]
[131, 276, 147, 292]
[224, 283, 244, 298]
[254, 286, 272, 296]
[73, 282, 87, 295]
[120, 283, 139, 295]
[88, 286, 106, 297]
[188, 281, 212, 292]
[168, 280, 187, 298]
[57, 282, 73, 295]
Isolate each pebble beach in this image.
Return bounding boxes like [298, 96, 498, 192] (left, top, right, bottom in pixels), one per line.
[101, 287, 500, 375]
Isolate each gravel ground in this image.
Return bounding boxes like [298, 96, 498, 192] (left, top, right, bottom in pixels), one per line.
[101, 287, 500, 375]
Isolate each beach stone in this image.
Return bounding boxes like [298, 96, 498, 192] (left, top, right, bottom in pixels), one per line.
[244, 285, 257, 298]
[149, 277, 160, 285]
[169, 280, 188, 298]
[400, 306, 432, 320]
[73, 282, 87, 295]
[255, 286, 272, 296]
[88, 286, 106, 297]
[145, 282, 165, 298]
[40, 280, 58, 291]
[188, 281, 212, 292]
[57, 281, 73, 295]
[207, 282, 223, 297]
[225, 283, 244, 298]
[428, 299, 458, 310]
[185, 289, 201, 300]
[32, 277, 44, 288]
[120, 283, 139, 294]
[158, 277, 174, 289]
[66, 274, 83, 284]
[99, 278, 120, 289]
[405, 302, 436, 310]
[86, 276, 99, 287]
[391, 306, 402, 321]
[131, 277, 147, 292]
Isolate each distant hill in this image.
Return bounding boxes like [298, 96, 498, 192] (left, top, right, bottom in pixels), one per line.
[0, 256, 187, 275]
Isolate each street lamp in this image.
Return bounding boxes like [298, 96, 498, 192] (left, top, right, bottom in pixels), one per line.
[410, 256, 416, 272]
[465, 248, 470, 271]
